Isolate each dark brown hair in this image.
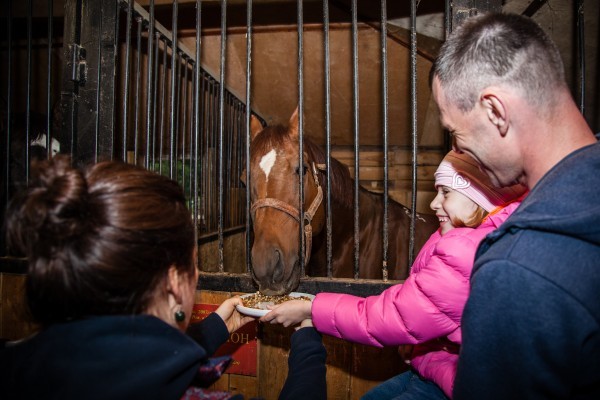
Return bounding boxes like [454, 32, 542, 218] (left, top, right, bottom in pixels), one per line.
[5, 156, 195, 326]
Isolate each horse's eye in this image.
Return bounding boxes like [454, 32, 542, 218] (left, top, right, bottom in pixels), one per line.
[296, 165, 308, 176]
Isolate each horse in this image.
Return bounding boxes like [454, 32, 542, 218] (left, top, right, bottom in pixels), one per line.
[246, 108, 438, 295]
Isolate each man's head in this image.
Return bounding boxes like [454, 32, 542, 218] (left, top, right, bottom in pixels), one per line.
[431, 13, 568, 189]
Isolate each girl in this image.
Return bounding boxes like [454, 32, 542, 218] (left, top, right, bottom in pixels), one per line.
[261, 150, 526, 399]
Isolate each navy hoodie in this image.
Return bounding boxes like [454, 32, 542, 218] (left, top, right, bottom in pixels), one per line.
[0, 313, 230, 399]
[454, 140, 600, 399]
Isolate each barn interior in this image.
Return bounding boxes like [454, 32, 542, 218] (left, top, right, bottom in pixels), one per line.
[1, 1, 599, 399]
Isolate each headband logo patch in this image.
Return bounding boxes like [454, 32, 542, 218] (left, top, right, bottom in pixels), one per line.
[452, 173, 471, 189]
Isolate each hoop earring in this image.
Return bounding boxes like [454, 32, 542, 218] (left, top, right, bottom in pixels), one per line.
[174, 309, 186, 322]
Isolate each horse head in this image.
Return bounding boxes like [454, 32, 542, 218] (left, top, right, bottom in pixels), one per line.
[245, 108, 325, 295]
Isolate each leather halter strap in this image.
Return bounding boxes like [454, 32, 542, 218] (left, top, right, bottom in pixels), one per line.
[251, 162, 324, 264]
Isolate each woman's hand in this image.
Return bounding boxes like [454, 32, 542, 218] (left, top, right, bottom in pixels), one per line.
[259, 299, 312, 327]
[215, 296, 255, 333]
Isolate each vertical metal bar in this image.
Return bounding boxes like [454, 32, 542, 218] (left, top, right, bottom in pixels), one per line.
[576, 0, 585, 114]
[133, 16, 142, 164]
[46, 0, 54, 159]
[25, 0, 32, 181]
[297, 0, 305, 275]
[122, 0, 133, 162]
[152, 32, 161, 168]
[444, 0, 451, 37]
[5, 0, 13, 207]
[351, 0, 360, 279]
[217, 0, 227, 271]
[181, 57, 189, 191]
[245, 0, 253, 273]
[323, 0, 333, 278]
[408, 0, 418, 267]
[159, 36, 167, 173]
[145, 0, 155, 170]
[380, 0, 389, 282]
[193, 0, 202, 243]
[169, 0, 178, 179]
[189, 61, 195, 209]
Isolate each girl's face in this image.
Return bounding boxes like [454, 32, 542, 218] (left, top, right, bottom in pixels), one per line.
[430, 186, 479, 235]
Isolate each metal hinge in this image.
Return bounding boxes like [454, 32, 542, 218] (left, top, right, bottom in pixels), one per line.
[70, 44, 87, 84]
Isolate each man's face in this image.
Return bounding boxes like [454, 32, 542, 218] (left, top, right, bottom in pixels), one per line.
[432, 77, 521, 188]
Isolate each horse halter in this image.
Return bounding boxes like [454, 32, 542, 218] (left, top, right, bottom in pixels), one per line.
[250, 162, 324, 265]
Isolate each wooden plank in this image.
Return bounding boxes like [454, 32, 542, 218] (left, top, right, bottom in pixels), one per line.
[323, 335, 353, 400]
[330, 148, 444, 167]
[258, 323, 294, 399]
[347, 164, 438, 182]
[349, 344, 407, 400]
[0, 273, 38, 341]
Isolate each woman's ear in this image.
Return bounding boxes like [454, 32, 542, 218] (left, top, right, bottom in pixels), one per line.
[166, 265, 183, 304]
[481, 92, 508, 136]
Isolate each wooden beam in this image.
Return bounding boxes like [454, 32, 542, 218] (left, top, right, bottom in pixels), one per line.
[451, 0, 503, 31]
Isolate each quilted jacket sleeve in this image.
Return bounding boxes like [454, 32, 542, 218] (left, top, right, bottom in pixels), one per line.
[311, 229, 485, 348]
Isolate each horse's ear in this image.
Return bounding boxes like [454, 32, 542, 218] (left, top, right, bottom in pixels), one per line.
[288, 106, 299, 140]
[250, 115, 263, 141]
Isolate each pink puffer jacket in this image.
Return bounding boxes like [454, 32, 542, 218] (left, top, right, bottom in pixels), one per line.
[311, 202, 521, 399]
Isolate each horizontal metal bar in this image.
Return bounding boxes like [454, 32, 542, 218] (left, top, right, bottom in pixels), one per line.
[198, 272, 397, 297]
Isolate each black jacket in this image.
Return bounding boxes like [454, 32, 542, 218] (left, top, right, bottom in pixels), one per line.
[1, 313, 327, 400]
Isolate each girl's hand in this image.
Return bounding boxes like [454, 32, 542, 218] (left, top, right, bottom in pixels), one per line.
[215, 296, 255, 333]
[259, 299, 312, 327]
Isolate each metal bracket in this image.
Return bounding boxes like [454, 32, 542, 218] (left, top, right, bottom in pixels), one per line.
[70, 44, 87, 84]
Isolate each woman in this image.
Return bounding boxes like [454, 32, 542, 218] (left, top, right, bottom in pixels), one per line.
[0, 156, 325, 400]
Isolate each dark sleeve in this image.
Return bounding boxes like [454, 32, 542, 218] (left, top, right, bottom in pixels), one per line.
[279, 327, 327, 400]
[186, 312, 230, 356]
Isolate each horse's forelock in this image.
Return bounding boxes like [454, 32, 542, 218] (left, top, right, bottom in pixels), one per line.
[250, 124, 289, 161]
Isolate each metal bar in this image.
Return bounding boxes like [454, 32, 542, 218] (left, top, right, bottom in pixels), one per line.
[26, 0, 32, 181]
[133, 16, 142, 164]
[380, 0, 389, 282]
[169, 0, 179, 179]
[245, 0, 253, 273]
[351, 0, 360, 279]
[159, 36, 167, 173]
[46, 0, 54, 160]
[217, 0, 227, 271]
[408, 0, 418, 268]
[152, 32, 160, 168]
[193, 0, 202, 244]
[122, 0, 133, 162]
[144, 0, 155, 169]
[181, 57, 189, 190]
[323, 0, 333, 278]
[576, 0, 585, 114]
[297, 0, 305, 275]
[4, 0, 13, 210]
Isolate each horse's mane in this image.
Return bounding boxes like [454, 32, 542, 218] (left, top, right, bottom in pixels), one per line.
[251, 124, 353, 209]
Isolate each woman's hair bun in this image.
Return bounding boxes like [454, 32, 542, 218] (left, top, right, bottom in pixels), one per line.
[6, 155, 90, 257]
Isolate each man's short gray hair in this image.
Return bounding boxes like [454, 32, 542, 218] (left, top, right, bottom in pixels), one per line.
[433, 13, 566, 113]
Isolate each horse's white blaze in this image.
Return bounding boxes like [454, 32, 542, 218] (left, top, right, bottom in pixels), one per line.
[259, 149, 277, 182]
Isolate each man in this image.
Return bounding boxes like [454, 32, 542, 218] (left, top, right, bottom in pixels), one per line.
[431, 12, 600, 399]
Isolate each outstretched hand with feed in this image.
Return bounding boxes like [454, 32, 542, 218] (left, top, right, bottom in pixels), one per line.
[260, 299, 312, 327]
[215, 297, 256, 333]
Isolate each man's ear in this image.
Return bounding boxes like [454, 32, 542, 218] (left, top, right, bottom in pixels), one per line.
[481, 92, 508, 136]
